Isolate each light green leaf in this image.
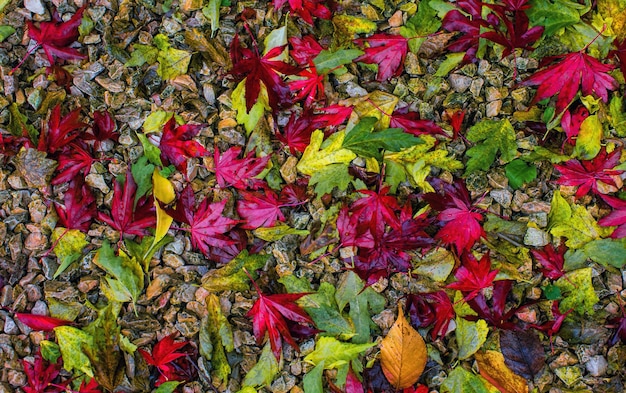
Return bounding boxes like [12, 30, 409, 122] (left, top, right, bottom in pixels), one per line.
[52, 228, 87, 278]
[309, 163, 354, 196]
[456, 318, 489, 360]
[441, 367, 491, 393]
[232, 79, 270, 133]
[204, 293, 233, 384]
[427, 0, 457, 18]
[342, 117, 422, 160]
[253, 225, 309, 241]
[125, 44, 158, 67]
[125, 235, 173, 273]
[527, 0, 586, 36]
[434, 53, 465, 77]
[524, 146, 570, 163]
[54, 326, 93, 377]
[143, 110, 174, 134]
[313, 49, 364, 75]
[483, 214, 527, 237]
[303, 361, 325, 393]
[8, 103, 38, 141]
[154, 34, 192, 80]
[201, 250, 269, 292]
[413, 247, 455, 282]
[0, 25, 15, 42]
[555, 268, 598, 315]
[505, 159, 537, 189]
[137, 133, 164, 167]
[152, 381, 182, 393]
[93, 241, 144, 306]
[263, 26, 288, 60]
[609, 95, 626, 137]
[40, 340, 61, 363]
[131, 156, 155, 202]
[564, 238, 626, 270]
[349, 286, 385, 344]
[297, 130, 356, 176]
[332, 14, 377, 46]
[573, 114, 603, 160]
[465, 119, 518, 175]
[304, 337, 375, 369]
[202, 0, 221, 36]
[242, 342, 281, 389]
[400, 0, 441, 53]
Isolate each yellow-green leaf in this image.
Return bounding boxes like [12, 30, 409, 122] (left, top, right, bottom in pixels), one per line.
[54, 326, 93, 377]
[456, 317, 489, 360]
[52, 228, 87, 278]
[465, 119, 518, 175]
[241, 342, 281, 389]
[232, 79, 270, 133]
[304, 336, 374, 369]
[202, 250, 269, 292]
[347, 91, 398, 130]
[555, 267, 599, 315]
[296, 130, 356, 176]
[253, 225, 309, 241]
[154, 34, 192, 80]
[475, 351, 529, 393]
[573, 114, 602, 160]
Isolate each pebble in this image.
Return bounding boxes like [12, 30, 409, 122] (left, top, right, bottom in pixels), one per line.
[585, 355, 608, 377]
[521, 201, 551, 215]
[163, 253, 185, 268]
[24, 232, 47, 252]
[6, 369, 25, 388]
[30, 300, 48, 315]
[15, 149, 56, 188]
[85, 174, 110, 194]
[3, 317, 18, 335]
[448, 74, 472, 93]
[345, 82, 368, 97]
[490, 189, 512, 208]
[469, 78, 484, 98]
[524, 227, 550, 247]
[27, 200, 46, 223]
[486, 100, 502, 117]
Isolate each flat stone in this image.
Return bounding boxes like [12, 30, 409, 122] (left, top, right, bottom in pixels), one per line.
[490, 189, 512, 208]
[24, 0, 45, 13]
[15, 149, 56, 188]
[486, 100, 502, 117]
[448, 74, 472, 93]
[85, 174, 110, 194]
[524, 227, 550, 247]
[585, 355, 608, 377]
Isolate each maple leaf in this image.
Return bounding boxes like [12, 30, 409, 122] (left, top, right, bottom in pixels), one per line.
[55, 178, 97, 232]
[351, 186, 401, 239]
[273, 0, 330, 24]
[521, 50, 618, 114]
[407, 290, 455, 339]
[159, 117, 208, 174]
[14, 313, 72, 331]
[610, 38, 626, 81]
[90, 110, 118, 143]
[230, 34, 298, 112]
[422, 179, 485, 253]
[554, 148, 623, 199]
[213, 146, 270, 190]
[52, 142, 94, 185]
[139, 333, 192, 386]
[20, 5, 86, 68]
[22, 351, 67, 393]
[530, 301, 573, 347]
[247, 274, 314, 359]
[97, 168, 156, 238]
[77, 378, 101, 393]
[465, 280, 528, 330]
[446, 109, 466, 139]
[337, 206, 375, 249]
[607, 298, 626, 346]
[354, 34, 408, 82]
[289, 35, 324, 66]
[599, 194, 626, 239]
[237, 189, 286, 229]
[37, 105, 86, 155]
[480, 4, 544, 59]
[165, 184, 239, 257]
[442, 0, 492, 63]
[290, 63, 325, 107]
[560, 105, 589, 145]
[390, 107, 447, 137]
[447, 252, 498, 301]
[530, 242, 567, 280]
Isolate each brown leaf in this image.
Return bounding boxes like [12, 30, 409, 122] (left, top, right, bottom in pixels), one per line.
[500, 330, 546, 380]
[475, 350, 529, 393]
[380, 308, 427, 389]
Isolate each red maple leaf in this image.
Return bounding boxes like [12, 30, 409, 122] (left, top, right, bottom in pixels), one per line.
[337, 206, 375, 249]
[465, 279, 528, 330]
[55, 178, 96, 232]
[237, 189, 286, 229]
[159, 117, 208, 175]
[97, 169, 156, 238]
[447, 252, 498, 301]
[530, 243, 567, 280]
[14, 313, 72, 331]
[354, 34, 408, 82]
[422, 179, 485, 253]
[90, 110, 118, 143]
[289, 35, 324, 66]
[554, 147, 623, 199]
[213, 146, 270, 190]
[390, 107, 448, 137]
[610, 38, 626, 81]
[247, 274, 314, 359]
[290, 63, 325, 107]
[230, 34, 298, 112]
[446, 108, 465, 139]
[521, 50, 618, 114]
[37, 105, 86, 154]
[77, 378, 101, 393]
[481, 3, 544, 59]
[407, 290, 455, 339]
[165, 184, 239, 257]
[273, 0, 330, 24]
[560, 105, 589, 145]
[52, 142, 95, 185]
[139, 333, 191, 386]
[345, 368, 365, 393]
[16, 5, 86, 70]
[599, 194, 626, 239]
[442, 0, 492, 63]
[22, 351, 67, 393]
[351, 186, 401, 239]
[530, 301, 572, 348]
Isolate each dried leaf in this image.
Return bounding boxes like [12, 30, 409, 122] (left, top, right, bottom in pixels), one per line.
[499, 330, 546, 380]
[475, 351, 529, 393]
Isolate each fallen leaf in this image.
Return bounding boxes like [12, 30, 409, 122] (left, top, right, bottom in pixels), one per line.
[499, 329, 545, 380]
[380, 308, 427, 389]
[475, 350, 529, 393]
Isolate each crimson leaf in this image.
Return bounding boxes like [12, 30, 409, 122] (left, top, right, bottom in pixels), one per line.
[22, 351, 67, 393]
[354, 34, 408, 82]
[237, 189, 286, 229]
[530, 243, 567, 280]
[14, 313, 72, 331]
[159, 117, 208, 175]
[554, 147, 623, 199]
[447, 252, 498, 301]
[599, 194, 626, 239]
[54, 178, 97, 232]
[37, 105, 86, 155]
[213, 146, 270, 190]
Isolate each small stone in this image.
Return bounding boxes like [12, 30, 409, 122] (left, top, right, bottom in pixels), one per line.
[469, 78, 484, 98]
[163, 253, 185, 268]
[77, 276, 99, 293]
[484, 69, 504, 87]
[31, 300, 48, 315]
[490, 189, 512, 208]
[28, 199, 46, 223]
[521, 201, 551, 215]
[6, 369, 25, 388]
[486, 100, 502, 117]
[164, 238, 185, 255]
[388, 10, 403, 27]
[24, 231, 47, 252]
[554, 366, 581, 387]
[280, 156, 298, 184]
[448, 74, 472, 93]
[345, 82, 368, 97]
[85, 174, 110, 194]
[485, 86, 502, 102]
[15, 149, 57, 188]
[24, 0, 45, 13]
[585, 355, 608, 376]
[524, 227, 550, 247]
[3, 317, 18, 334]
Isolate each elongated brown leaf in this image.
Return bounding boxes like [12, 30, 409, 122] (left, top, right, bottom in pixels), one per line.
[499, 330, 545, 380]
[380, 308, 427, 389]
[475, 350, 529, 393]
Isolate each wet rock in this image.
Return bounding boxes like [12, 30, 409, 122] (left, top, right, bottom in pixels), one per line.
[24, 231, 47, 252]
[345, 82, 368, 97]
[486, 100, 502, 117]
[280, 156, 298, 184]
[15, 149, 57, 188]
[270, 374, 296, 393]
[585, 355, 608, 377]
[3, 317, 18, 335]
[490, 189, 512, 208]
[524, 227, 550, 247]
[85, 174, 110, 194]
[163, 253, 185, 268]
[521, 201, 551, 215]
[6, 369, 25, 388]
[27, 199, 46, 223]
[448, 74, 472, 93]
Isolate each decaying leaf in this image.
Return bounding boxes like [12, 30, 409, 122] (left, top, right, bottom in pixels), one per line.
[499, 329, 546, 380]
[475, 350, 529, 393]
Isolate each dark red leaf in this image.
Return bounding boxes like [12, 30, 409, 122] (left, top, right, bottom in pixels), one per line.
[346, 368, 365, 393]
[446, 108, 465, 139]
[247, 277, 314, 360]
[290, 63, 325, 107]
[52, 142, 95, 185]
[610, 38, 626, 81]
[91, 110, 118, 143]
[466, 280, 527, 330]
[530, 301, 573, 346]
[37, 105, 86, 154]
[530, 243, 567, 280]
[159, 117, 208, 174]
[24, 5, 86, 65]
[447, 252, 498, 301]
[274, 0, 330, 24]
[237, 189, 285, 229]
[560, 105, 589, 145]
[289, 35, 324, 66]
[22, 351, 67, 393]
[521, 50, 618, 114]
[351, 186, 401, 239]
[354, 34, 408, 82]
[599, 194, 626, 238]
[480, 5, 543, 59]
[390, 107, 448, 137]
[165, 184, 239, 257]
[139, 333, 196, 386]
[607, 310, 626, 346]
[213, 146, 270, 190]
[96, 168, 156, 238]
[442, 0, 491, 64]
[77, 378, 101, 393]
[499, 329, 546, 380]
[15, 313, 72, 331]
[407, 290, 455, 339]
[54, 178, 96, 232]
[554, 147, 623, 199]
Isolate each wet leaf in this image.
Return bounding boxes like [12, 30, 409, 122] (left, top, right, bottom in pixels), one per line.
[253, 225, 309, 241]
[297, 130, 356, 175]
[475, 351, 529, 393]
[505, 159, 537, 189]
[54, 326, 94, 377]
[441, 366, 492, 393]
[204, 293, 234, 383]
[499, 330, 546, 380]
[313, 49, 363, 74]
[93, 241, 144, 305]
[555, 267, 599, 315]
[380, 308, 427, 389]
[464, 119, 518, 175]
[456, 317, 489, 360]
[241, 342, 281, 389]
[304, 336, 374, 369]
[154, 34, 192, 80]
[202, 250, 269, 292]
[52, 228, 88, 278]
[573, 114, 603, 160]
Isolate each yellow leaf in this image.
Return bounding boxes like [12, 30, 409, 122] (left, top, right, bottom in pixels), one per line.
[152, 170, 175, 245]
[380, 308, 427, 389]
[573, 114, 602, 160]
[296, 130, 356, 175]
[475, 351, 529, 393]
[347, 91, 398, 130]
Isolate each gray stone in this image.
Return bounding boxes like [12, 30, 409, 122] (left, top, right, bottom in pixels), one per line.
[3, 317, 18, 334]
[448, 74, 472, 93]
[345, 82, 368, 97]
[490, 189, 513, 208]
[486, 100, 502, 117]
[585, 355, 608, 377]
[469, 78, 484, 98]
[524, 227, 550, 247]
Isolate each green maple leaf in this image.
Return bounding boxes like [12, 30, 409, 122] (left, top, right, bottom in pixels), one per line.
[304, 336, 374, 369]
[464, 119, 518, 175]
[441, 367, 491, 393]
[153, 34, 191, 80]
[527, 0, 586, 36]
[93, 241, 144, 306]
[201, 250, 269, 292]
[555, 267, 599, 315]
[505, 159, 537, 189]
[400, 0, 441, 53]
[342, 117, 422, 160]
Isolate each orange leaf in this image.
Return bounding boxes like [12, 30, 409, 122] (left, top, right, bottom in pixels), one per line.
[380, 307, 427, 389]
[475, 350, 529, 393]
